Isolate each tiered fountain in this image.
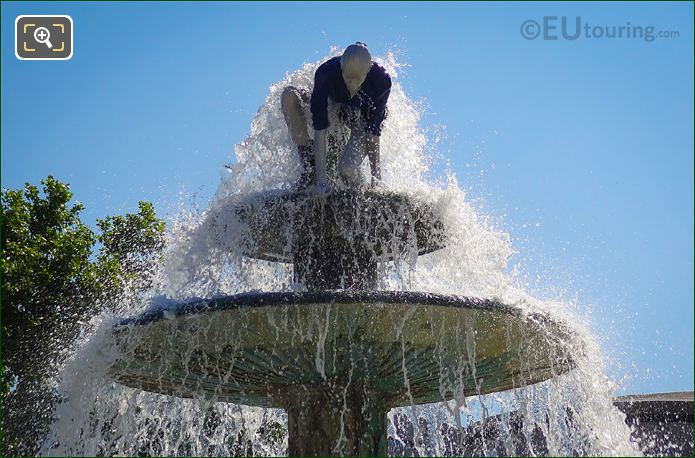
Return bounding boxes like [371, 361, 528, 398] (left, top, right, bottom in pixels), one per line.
[107, 188, 575, 456]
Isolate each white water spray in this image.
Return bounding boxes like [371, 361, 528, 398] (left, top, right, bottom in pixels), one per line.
[42, 51, 639, 456]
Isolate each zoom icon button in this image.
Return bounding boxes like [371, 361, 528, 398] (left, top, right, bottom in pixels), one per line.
[16, 15, 73, 60]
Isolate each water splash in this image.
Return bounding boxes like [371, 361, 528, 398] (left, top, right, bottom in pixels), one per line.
[41, 51, 639, 456]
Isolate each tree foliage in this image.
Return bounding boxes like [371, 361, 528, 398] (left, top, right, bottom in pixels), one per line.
[1, 176, 166, 456]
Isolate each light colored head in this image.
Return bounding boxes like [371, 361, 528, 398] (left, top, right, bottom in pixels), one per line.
[340, 42, 371, 96]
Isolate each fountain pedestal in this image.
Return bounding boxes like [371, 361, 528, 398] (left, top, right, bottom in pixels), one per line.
[291, 202, 379, 289]
[284, 384, 387, 456]
[107, 190, 576, 457]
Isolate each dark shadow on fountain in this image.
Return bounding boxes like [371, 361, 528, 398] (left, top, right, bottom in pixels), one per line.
[108, 189, 576, 457]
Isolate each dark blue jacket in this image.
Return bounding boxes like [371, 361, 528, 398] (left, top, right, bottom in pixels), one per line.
[311, 57, 391, 136]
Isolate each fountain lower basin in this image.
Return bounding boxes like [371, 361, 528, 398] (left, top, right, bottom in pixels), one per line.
[107, 291, 575, 456]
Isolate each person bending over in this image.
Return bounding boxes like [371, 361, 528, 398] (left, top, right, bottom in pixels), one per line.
[281, 42, 391, 193]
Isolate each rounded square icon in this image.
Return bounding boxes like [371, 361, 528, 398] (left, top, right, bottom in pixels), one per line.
[15, 15, 73, 60]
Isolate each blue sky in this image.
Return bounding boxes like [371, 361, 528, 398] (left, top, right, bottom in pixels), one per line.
[2, 1, 693, 395]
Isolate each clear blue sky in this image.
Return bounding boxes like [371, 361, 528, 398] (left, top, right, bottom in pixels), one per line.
[2, 2, 693, 395]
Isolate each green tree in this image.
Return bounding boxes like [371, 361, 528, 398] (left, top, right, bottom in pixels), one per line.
[1, 176, 166, 456]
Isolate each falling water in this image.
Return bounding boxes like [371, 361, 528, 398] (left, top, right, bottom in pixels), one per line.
[41, 50, 640, 456]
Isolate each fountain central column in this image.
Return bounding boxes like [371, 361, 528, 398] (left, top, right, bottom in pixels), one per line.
[283, 384, 387, 456]
[262, 191, 417, 455]
[292, 195, 379, 290]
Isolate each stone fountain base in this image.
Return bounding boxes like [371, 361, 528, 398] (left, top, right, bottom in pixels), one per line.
[108, 190, 577, 456]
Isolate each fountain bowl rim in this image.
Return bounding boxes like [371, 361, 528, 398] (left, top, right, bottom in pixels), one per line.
[115, 290, 561, 330]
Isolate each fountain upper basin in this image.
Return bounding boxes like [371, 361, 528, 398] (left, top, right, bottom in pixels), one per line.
[214, 189, 447, 263]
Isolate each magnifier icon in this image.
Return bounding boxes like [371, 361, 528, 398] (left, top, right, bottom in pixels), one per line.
[33, 27, 53, 49]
